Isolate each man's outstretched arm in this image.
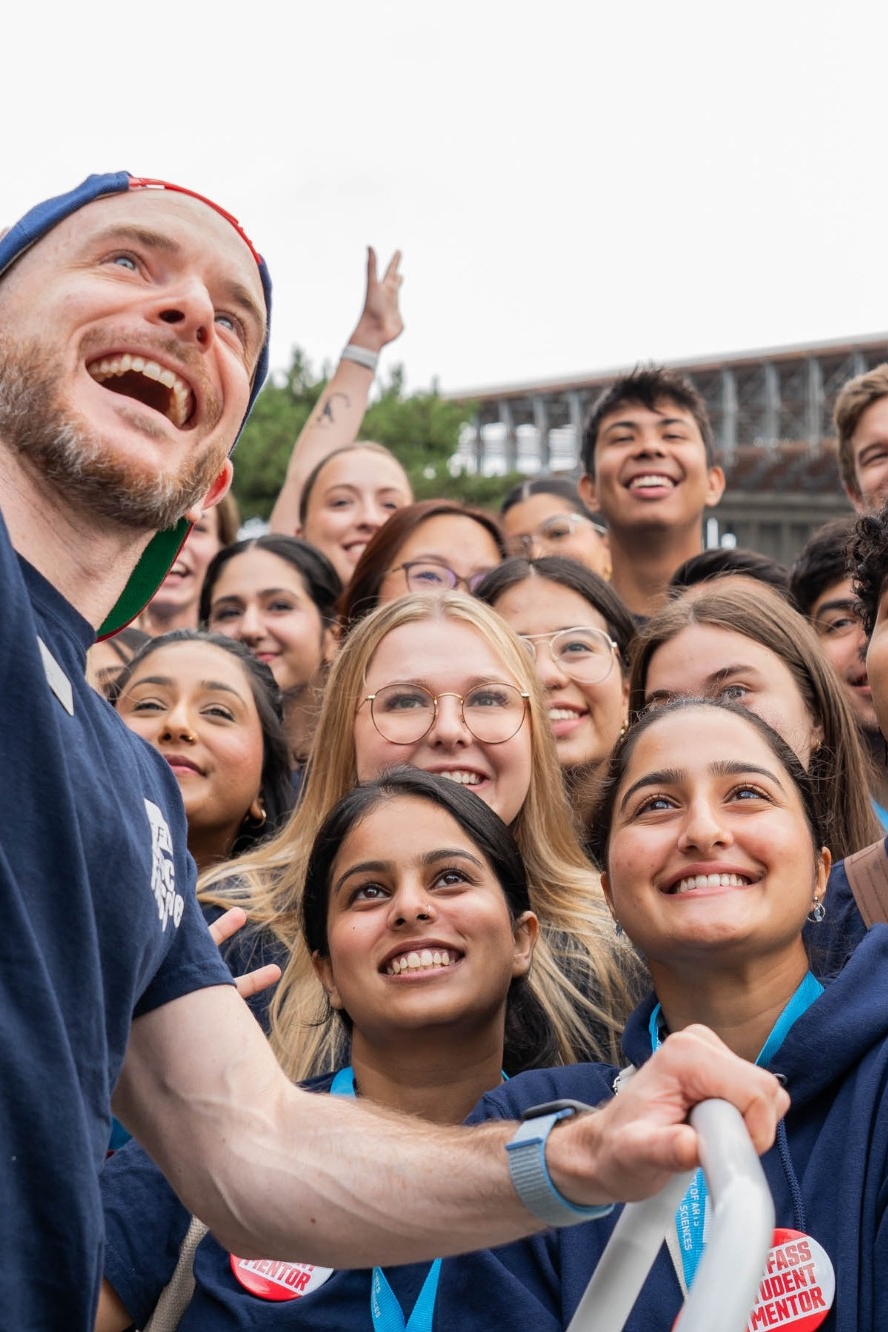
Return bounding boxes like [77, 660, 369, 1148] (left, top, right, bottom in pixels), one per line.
[114, 987, 788, 1269]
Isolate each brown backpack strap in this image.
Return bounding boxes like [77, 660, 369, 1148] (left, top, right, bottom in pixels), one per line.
[843, 839, 888, 928]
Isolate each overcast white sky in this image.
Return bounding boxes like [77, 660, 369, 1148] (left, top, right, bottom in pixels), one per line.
[6, 1, 887, 398]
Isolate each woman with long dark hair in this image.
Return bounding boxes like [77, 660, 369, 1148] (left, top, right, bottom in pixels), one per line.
[96, 771, 555, 1331]
[471, 697, 888, 1331]
[629, 582, 880, 861]
[200, 535, 341, 770]
[113, 630, 294, 873]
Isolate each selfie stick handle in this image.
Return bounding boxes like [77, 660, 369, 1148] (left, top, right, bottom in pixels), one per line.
[566, 1098, 774, 1332]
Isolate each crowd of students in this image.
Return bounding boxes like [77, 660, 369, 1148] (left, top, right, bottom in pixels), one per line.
[82, 234, 888, 1331]
[3, 172, 886, 1330]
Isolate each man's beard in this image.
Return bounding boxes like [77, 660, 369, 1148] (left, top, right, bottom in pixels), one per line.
[0, 336, 226, 532]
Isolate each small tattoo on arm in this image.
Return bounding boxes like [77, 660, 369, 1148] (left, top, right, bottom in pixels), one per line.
[315, 392, 351, 428]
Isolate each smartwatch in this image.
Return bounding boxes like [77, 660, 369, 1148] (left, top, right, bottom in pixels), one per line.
[505, 1099, 614, 1228]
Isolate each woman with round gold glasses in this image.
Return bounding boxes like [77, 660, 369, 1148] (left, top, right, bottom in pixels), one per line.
[362, 680, 530, 747]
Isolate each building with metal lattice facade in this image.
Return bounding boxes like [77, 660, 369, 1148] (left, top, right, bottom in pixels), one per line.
[446, 333, 888, 562]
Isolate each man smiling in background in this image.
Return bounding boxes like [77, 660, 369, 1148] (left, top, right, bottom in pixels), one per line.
[580, 366, 725, 619]
[834, 363, 888, 514]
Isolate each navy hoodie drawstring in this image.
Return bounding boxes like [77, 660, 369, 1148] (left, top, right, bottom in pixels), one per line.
[775, 1117, 806, 1232]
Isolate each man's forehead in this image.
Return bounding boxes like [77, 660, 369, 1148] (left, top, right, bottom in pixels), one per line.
[812, 578, 855, 613]
[600, 397, 698, 430]
[53, 190, 264, 298]
[852, 394, 888, 442]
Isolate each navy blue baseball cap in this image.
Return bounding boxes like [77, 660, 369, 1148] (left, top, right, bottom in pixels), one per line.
[0, 171, 273, 637]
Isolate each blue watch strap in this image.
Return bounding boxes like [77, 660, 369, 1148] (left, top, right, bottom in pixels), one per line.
[505, 1100, 614, 1228]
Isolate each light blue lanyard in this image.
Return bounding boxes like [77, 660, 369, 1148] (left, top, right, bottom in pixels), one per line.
[650, 970, 824, 1290]
[370, 1264, 441, 1332]
[330, 1066, 441, 1332]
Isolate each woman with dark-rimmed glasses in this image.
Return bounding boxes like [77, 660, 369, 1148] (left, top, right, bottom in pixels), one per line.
[337, 499, 508, 634]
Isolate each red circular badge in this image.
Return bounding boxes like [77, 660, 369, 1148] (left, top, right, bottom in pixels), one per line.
[744, 1229, 834, 1332]
[229, 1253, 334, 1301]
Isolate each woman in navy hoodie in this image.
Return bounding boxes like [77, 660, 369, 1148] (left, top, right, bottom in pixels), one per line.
[472, 696, 888, 1332]
[96, 769, 564, 1331]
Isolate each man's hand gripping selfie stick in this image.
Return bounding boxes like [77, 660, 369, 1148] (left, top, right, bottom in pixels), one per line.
[567, 1099, 775, 1332]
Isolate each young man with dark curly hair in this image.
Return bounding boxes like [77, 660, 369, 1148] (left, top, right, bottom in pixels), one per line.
[579, 366, 725, 619]
[791, 517, 888, 827]
[851, 500, 888, 736]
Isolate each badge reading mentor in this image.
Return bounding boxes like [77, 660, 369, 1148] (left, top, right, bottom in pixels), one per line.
[230, 1254, 334, 1301]
[745, 1229, 835, 1331]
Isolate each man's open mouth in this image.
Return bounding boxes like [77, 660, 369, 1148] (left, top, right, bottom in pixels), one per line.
[88, 354, 194, 428]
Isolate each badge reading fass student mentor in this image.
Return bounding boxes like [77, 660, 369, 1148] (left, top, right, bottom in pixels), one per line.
[744, 1229, 835, 1331]
[230, 1254, 335, 1301]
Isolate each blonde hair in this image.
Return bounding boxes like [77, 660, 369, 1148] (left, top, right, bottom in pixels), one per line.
[201, 592, 640, 1076]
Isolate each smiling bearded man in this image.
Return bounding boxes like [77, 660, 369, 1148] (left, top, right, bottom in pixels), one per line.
[0, 331, 226, 531]
[0, 173, 790, 1332]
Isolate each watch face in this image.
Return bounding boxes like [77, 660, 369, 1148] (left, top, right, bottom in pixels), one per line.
[522, 1099, 590, 1121]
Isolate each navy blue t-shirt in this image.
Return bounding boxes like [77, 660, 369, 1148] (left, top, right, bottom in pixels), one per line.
[0, 509, 232, 1330]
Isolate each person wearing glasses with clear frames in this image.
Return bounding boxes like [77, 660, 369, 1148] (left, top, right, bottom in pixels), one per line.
[475, 557, 636, 835]
[499, 476, 611, 579]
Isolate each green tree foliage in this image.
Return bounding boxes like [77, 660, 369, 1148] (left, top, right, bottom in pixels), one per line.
[230, 349, 324, 521]
[231, 347, 516, 520]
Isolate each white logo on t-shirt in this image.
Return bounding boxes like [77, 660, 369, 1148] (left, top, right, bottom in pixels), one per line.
[144, 799, 185, 931]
